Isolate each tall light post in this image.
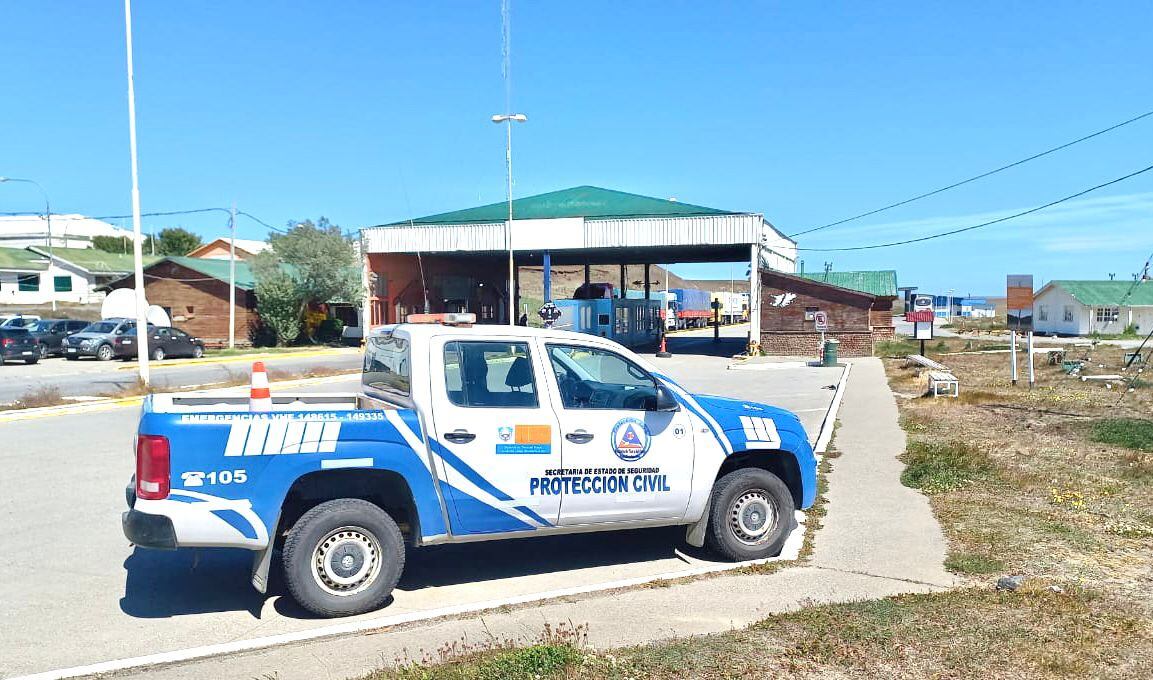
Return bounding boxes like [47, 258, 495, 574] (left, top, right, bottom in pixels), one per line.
[0, 177, 55, 311]
[123, 0, 150, 384]
[491, 113, 527, 324]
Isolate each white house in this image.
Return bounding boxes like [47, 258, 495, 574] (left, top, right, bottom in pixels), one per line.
[1033, 280, 1153, 336]
[0, 214, 131, 250]
[0, 246, 160, 306]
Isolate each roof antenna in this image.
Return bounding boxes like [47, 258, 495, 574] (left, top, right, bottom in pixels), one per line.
[397, 169, 430, 314]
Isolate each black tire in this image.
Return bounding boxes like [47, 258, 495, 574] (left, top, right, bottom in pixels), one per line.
[25, 356, 38, 365]
[705, 468, 795, 562]
[65, 355, 78, 361]
[38, 343, 48, 359]
[95, 344, 113, 361]
[281, 498, 405, 617]
[192, 345, 204, 359]
[151, 347, 165, 361]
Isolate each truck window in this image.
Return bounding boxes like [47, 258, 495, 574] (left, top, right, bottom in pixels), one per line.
[363, 333, 411, 399]
[546, 344, 657, 410]
[443, 341, 537, 408]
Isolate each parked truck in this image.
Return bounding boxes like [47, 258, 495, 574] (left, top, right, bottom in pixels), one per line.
[667, 288, 712, 329]
[123, 314, 816, 617]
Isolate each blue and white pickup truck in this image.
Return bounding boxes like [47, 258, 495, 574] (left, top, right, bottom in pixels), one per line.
[124, 318, 817, 617]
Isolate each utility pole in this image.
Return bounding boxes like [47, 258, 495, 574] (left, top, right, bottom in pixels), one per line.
[229, 203, 237, 349]
[124, 0, 150, 384]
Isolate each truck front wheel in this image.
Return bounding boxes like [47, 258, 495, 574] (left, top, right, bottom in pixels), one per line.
[281, 498, 405, 617]
[706, 468, 794, 561]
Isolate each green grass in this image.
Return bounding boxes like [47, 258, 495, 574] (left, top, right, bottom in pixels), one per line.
[944, 551, 1004, 574]
[900, 440, 996, 494]
[874, 337, 919, 357]
[1090, 418, 1153, 452]
[389, 644, 581, 680]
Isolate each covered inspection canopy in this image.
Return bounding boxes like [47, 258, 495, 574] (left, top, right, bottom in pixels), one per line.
[360, 186, 797, 337]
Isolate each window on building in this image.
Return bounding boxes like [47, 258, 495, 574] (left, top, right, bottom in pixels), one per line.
[1037, 305, 1048, 321]
[1063, 306, 1074, 323]
[54, 276, 72, 292]
[17, 274, 40, 292]
[1095, 307, 1120, 323]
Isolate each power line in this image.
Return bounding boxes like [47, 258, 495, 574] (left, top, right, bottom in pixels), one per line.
[798, 164, 1153, 252]
[789, 108, 1153, 238]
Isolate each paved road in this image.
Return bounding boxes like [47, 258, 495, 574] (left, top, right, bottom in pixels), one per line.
[0, 325, 848, 678]
[0, 349, 363, 405]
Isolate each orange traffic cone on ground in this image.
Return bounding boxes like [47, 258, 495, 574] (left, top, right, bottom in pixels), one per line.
[656, 329, 672, 358]
[250, 361, 272, 412]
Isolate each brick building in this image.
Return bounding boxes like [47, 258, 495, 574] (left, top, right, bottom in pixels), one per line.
[104, 257, 258, 346]
[759, 270, 897, 357]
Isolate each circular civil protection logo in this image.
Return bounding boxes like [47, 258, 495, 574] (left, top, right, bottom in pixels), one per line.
[611, 417, 651, 462]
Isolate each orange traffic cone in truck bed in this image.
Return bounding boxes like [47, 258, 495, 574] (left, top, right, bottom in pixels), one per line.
[250, 361, 272, 412]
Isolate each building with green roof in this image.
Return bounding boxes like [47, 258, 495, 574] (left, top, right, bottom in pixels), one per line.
[361, 185, 795, 338]
[796, 270, 898, 298]
[1034, 279, 1153, 336]
[1, 245, 164, 307]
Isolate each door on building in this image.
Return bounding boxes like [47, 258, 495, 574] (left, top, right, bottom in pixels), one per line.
[541, 343, 696, 526]
[428, 337, 564, 534]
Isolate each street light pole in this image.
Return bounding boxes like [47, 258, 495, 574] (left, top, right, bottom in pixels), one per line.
[229, 203, 236, 349]
[491, 113, 527, 324]
[0, 177, 55, 311]
[123, 0, 150, 384]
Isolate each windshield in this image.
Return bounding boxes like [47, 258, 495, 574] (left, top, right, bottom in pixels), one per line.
[83, 322, 119, 334]
[1, 317, 36, 328]
[32, 321, 54, 332]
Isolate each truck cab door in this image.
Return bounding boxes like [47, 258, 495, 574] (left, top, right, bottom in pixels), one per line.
[542, 342, 696, 526]
[428, 337, 562, 535]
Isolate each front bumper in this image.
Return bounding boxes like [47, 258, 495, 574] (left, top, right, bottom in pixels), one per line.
[122, 509, 178, 549]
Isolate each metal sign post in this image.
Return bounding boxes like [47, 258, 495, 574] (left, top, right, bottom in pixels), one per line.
[1010, 330, 1019, 386]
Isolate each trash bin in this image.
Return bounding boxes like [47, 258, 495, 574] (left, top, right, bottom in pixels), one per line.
[822, 338, 840, 367]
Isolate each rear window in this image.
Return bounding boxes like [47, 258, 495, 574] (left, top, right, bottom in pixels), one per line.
[84, 321, 119, 334]
[363, 332, 411, 399]
[0, 328, 30, 337]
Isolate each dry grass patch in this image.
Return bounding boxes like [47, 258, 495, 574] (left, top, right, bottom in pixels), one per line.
[1, 386, 65, 410]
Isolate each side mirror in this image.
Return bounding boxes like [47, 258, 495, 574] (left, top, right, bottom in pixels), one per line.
[652, 384, 680, 412]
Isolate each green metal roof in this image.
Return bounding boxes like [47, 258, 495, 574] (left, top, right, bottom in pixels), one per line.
[1050, 280, 1153, 306]
[0, 247, 49, 272]
[384, 186, 738, 226]
[44, 247, 162, 274]
[798, 270, 898, 298]
[165, 256, 257, 290]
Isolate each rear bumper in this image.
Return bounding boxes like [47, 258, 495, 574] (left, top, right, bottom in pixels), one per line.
[122, 509, 178, 549]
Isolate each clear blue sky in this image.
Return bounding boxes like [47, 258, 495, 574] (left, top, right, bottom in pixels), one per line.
[2, 2, 1150, 295]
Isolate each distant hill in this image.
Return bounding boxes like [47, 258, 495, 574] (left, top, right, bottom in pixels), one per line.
[517, 264, 746, 298]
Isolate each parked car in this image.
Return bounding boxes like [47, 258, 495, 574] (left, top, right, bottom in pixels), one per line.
[29, 319, 91, 358]
[0, 327, 41, 365]
[114, 325, 205, 361]
[63, 318, 139, 361]
[0, 314, 41, 330]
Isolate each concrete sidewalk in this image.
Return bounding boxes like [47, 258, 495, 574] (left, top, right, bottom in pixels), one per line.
[107, 358, 956, 680]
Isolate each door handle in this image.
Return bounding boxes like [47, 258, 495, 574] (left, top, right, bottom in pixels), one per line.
[565, 430, 594, 444]
[443, 430, 476, 444]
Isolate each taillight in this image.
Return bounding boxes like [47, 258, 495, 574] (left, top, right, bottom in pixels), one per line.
[136, 434, 171, 500]
[1, 338, 11, 347]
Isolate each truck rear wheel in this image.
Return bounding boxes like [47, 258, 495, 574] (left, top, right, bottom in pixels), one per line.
[706, 468, 794, 561]
[281, 498, 405, 617]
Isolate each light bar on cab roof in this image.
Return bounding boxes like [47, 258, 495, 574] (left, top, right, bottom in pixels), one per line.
[405, 312, 477, 326]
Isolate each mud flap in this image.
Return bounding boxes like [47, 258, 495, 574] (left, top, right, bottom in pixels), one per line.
[251, 544, 274, 594]
[685, 506, 709, 548]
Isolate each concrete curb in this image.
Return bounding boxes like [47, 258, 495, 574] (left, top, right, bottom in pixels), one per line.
[116, 347, 355, 370]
